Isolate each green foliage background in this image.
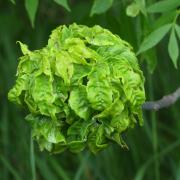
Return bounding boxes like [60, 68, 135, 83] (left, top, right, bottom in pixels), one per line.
[0, 0, 180, 179]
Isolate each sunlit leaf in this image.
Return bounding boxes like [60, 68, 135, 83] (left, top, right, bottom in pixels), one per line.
[137, 24, 171, 54]
[147, 0, 180, 13]
[126, 3, 140, 17]
[143, 49, 157, 74]
[69, 86, 91, 120]
[17, 41, 31, 55]
[8, 23, 145, 153]
[55, 51, 73, 84]
[168, 29, 179, 68]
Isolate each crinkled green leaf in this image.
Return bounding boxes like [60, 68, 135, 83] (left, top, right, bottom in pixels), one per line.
[30, 74, 57, 118]
[111, 109, 130, 133]
[69, 86, 91, 120]
[87, 63, 113, 111]
[88, 125, 108, 154]
[91, 27, 118, 46]
[8, 74, 28, 105]
[95, 99, 124, 119]
[87, 79, 113, 111]
[65, 38, 92, 58]
[70, 64, 91, 84]
[54, 51, 74, 84]
[8, 23, 145, 154]
[67, 120, 93, 152]
[17, 41, 31, 55]
[53, 76, 68, 104]
[110, 132, 128, 148]
[26, 114, 66, 151]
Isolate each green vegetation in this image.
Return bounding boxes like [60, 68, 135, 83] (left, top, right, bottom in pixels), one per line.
[0, 0, 180, 179]
[8, 24, 145, 154]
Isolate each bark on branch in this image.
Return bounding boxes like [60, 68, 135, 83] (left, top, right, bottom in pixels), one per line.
[142, 87, 180, 110]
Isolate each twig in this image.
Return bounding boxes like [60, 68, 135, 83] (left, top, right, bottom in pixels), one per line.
[142, 87, 180, 110]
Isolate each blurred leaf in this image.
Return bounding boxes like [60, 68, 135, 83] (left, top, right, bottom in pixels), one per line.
[135, 0, 147, 16]
[143, 49, 157, 73]
[48, 158, 70, 180]
[126, 3, 140, 17]
[0, 156, 22, 180]
[137, 24, 171, 54]
[25, 0, 39, 27]
[153, 11, 176, 29]
[135, 139, 180, 180]
[70, 1, 91, 22]
[147, 0, 180, 13]
[10, 0, 15, 4]
[54, 0, 71, 11]
[36, 157, 58, 180]
[74, 152, 90, 180]
[168, 29, 179, 68]
[175, 24, 180, 40]
[176, 161, 180, 180]
[90, 0, 114, 16]
[30, 137, 36, 180]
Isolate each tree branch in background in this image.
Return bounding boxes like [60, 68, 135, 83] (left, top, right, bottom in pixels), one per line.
[142, 87, 180, 110]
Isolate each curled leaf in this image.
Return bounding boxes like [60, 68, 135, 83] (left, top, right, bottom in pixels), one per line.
[126, 3, 140, 17]
[8, 23, 145, 153]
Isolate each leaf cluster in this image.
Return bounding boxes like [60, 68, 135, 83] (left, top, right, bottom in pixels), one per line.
[126, 0, 180, 69]
[8, 24, 145, 153]
[10, 0, 180, 70]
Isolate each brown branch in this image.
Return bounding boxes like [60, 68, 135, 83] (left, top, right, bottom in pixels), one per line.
[142, 87, 180, 110]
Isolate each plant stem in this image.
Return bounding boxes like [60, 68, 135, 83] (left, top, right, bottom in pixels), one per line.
[148, 73, 160, 180]
[30, 135, 36, 180]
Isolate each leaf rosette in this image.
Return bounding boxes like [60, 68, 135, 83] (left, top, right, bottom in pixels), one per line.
[8, 23, 145, 154]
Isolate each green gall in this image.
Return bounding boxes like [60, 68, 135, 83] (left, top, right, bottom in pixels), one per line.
[8, 23, 145, 154]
